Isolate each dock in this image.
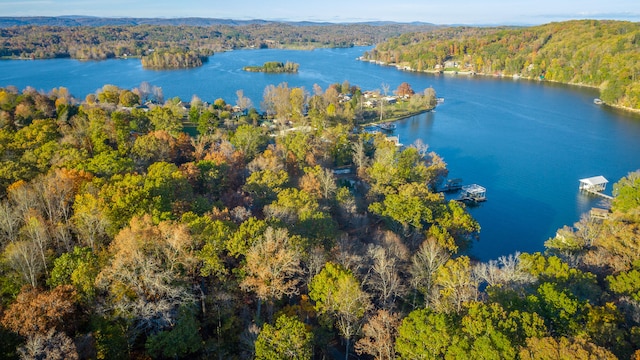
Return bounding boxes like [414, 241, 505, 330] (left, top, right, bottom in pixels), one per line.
[439, 178, 463, 193]
[456, 184, 487, 203]
[579, 176, 613, 200]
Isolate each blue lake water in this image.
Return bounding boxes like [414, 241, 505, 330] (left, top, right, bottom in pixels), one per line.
[2, 47, 640, 260]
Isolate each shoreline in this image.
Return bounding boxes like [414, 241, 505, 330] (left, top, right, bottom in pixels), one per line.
[360, 58, 640, 115]
[359, 108, 434, 128]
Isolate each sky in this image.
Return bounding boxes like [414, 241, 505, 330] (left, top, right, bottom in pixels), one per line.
[0, 0, 639, 25]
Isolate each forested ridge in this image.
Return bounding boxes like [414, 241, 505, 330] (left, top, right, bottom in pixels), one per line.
[0, 80, 639, 359]
[363, 20, 640, 110]
[0, 22, 436, 60]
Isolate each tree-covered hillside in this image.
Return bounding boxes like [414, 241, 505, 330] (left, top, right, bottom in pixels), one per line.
[0, 80, 639, 359]
[363, 20, 640, 110]
[0, 22, 436, 60]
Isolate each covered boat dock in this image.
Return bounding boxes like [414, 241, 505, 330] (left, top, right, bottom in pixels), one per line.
[579, 176, 613, 199]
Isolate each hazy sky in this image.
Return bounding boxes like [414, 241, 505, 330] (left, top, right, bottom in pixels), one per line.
[1, 0, 639, 25]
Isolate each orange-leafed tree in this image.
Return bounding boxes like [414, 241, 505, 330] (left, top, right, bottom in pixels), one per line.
[396, 82, 415, 97]
[1, 285, 79, 337]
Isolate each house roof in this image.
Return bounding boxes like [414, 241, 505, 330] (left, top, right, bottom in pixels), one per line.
[579, 176, 609, 186]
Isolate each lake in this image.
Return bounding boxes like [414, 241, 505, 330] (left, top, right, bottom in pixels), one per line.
[2, 47, 640, 261]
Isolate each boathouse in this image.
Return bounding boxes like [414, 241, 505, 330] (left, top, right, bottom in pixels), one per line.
[579, 176, 609, 192]
[460, 184, 486, 202]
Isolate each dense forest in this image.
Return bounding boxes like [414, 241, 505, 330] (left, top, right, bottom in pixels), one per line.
[362, 20, 640, 110]
[0, 21, 436, 60]
[0, 79, 639, 359]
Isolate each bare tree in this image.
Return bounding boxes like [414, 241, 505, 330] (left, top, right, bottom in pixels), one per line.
[434, 256, 479, 313]
[21, 212, 50, 275]
[95, 216, 196, 339]
[304, 246, 326, 287]
[411, 139, 429, 157]
[379, 83, 390, 121]
[18, 329, 79, 360]
[409, 238, 450, 308]
[366, 245, 405, 310]
[355, 309, 400, 360]
[0, 200, 21, 245]
[474, 252, 534, 289]
[152, 85, 164, 104]
[352, 136, 369, 174]
[135, 81, 152, 102]
[236, 89, 253, 113]
[317, 167, 338, 200]
[4, 240, 44, 287]
[240, 227, 303, 322]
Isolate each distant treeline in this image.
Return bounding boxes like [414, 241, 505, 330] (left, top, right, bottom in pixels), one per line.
[0, 22, 437, 60]
[363, 20, 640, 110]
[243, 61, 299, 73]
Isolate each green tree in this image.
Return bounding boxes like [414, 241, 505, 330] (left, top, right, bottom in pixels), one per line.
[255, 314, 313, 360]
[519, 336, 617, 360]
[47, 246, 100, 299]
[264, 188, 337, 247]
[309, 262, 370, 360]
[369, 182, 442, 237]
[230, 124, 268, 160]
[243, 169, 289, 207]
[97, 84, 120, 105]
[612, 170, 640, 221]
[532, 282, 584, 337]
[145, 305, 203, 359]
[226, 216, 269, 257]
[147, 106, 183, 136]
[196, 109, 219, 135]
[118, 90, 140, 107]
[130, 131, 176, 170]
[395, 308, 454, 360]
[187, 212, 233, 279]
[144, 161, 194, 222]
[79, 149, 134, 177]
[607, 265, 640, 301]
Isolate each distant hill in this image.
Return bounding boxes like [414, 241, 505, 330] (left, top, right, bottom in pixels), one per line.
[0, 16, 273, 27]
[0, 16, 434, 28]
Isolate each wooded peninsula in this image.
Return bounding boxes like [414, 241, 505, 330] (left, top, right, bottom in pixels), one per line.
[0, 17, 640, 360]
[362, 20, 640, 111]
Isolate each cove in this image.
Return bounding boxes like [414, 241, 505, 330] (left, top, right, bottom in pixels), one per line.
[2, 47, 640, 261]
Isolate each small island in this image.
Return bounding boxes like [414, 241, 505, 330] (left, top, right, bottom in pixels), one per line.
[141, 49, 210, 70]
[243, 61, 300, 73]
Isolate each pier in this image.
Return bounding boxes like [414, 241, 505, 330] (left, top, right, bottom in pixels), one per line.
[439, 178, 463, 192]
[579, 176, 613, 200]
